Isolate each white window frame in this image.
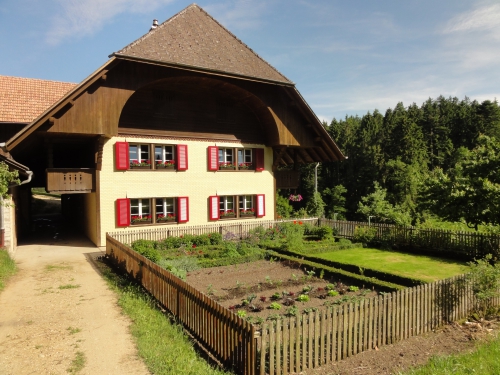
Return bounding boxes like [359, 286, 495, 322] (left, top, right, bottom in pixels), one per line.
[129, 144, 150, 166]
[155, 197, 176, 222]
[154, 145, 175, 166]
[130, 198, 151, 224]
[219, 195, 235, 215]
[218, 148, 234, 166]
[239, 195, 254, 213]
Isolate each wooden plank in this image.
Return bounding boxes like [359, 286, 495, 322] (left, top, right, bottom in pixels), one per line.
[276, 319, 281, 375]
[283, 318, 289, 375]
[367, 298, 374, 350]
[353, 302, 359, 355]
[295, 314, 301, 373]
[314, 310, 320, 368]
[308, 311, 313, 369]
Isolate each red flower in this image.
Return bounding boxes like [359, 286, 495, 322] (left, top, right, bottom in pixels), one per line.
[192, 244, 197, 248]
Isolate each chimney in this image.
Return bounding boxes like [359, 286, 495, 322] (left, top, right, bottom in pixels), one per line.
[150, 19, 158, 32]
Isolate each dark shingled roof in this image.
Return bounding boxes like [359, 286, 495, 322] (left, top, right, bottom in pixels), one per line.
[112, 3, 292, 85]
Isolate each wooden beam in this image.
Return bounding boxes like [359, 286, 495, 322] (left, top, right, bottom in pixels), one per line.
[48, 117, 56, 125]
[272, 147, 287, 171]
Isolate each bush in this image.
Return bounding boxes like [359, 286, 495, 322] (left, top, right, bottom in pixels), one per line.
[353, 226, 377, 245]
[208, 232, 222, 245]
[278, 222, 305, 252]
[131, 239, 161, 262]
[313, 225, 334, 240]
[467, 254, 500, 318]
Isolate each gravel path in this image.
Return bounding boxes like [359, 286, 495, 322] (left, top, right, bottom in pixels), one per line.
[0, 235, 149, 375]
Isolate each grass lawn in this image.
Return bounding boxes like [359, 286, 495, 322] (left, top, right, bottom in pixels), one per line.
[400, 334, 500, 375]
[0, 249, 17, 291]
[97, 258, 230, 375]
[316, 248, 469, 282]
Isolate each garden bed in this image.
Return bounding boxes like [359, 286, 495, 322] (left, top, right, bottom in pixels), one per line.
[186, 259, 378, 324]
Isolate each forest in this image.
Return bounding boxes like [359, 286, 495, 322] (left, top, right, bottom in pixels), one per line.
[279, 96, 500, 231]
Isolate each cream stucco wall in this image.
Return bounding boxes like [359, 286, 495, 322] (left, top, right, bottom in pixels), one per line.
[82, 192, 98, 245]
[98, 136, 275, 245]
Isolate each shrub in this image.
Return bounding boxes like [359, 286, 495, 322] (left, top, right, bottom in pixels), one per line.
[208, 232, 222, 245]
[278, 222, 305, 252]
[132, 239, 160, 262]
[467, 254, 500, 318]
[314, 225, 334, 240]
[353, 226, 377, 245]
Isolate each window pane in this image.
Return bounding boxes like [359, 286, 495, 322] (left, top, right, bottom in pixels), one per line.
[130, 199, 139, 215]
[129, 145, 138, 162]
[155, 146, 163, 162]
[165, 198, 175, 214]
[140, 145, 149, 161]
[156, 198, 164, 214]
[141, 199, 150, 215]
[165, 146, 174, 160]
[227, 196, 234, 210]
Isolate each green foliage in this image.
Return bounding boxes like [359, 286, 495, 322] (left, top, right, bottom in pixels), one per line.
[466, 254, 500, 317]
[0, 162, 19, 203]
[0, 249, 17, 292]
[131, 240, 161, 263]
[305, 191, 325, 218]
[237, 310, 247, 318]
[353, 226, 377, 244]
[327, 290, 339, 297]
[349, 285, 359, 292]
[269, 302, 282, 310]
[276, 192, 293, 219]
[285, 306, 298, 317]
[278, 222, 305, 252]
[357, 182, 412, 225]
[296, 294, 309, 302]
[323, 184, 347, 219]
[421, 135, 500, 230]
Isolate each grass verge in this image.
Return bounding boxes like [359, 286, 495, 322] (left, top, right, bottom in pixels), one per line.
[0, 249, 17, 292]
[399, 333, 500, 375]
[96, 257, 230, 375]
[316, 248, 468, 282]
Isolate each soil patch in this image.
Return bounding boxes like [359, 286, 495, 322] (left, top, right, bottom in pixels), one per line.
[186, 259, 377, 321]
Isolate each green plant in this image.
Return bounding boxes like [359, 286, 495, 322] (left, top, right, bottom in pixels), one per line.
[306, 269, 315, 280]
[59, 284, 80, 289]
[265, 275, 273, 285]
[349, 285, 359, 292]
[0, 250, 17, 291]
[285, 306, 298, 316]
[67, 326, 82, 335]
[206, 284, 215, 296]
[325, 283, 335, 290]
[466, 254, 500, 317]
[237, 310, 247, 318]
[319, 269, 325, 279]
[297, 294, 310, 303]
[269, 302, 282, 310]
[67, 351, 86, 374]
[302, 285, 312, 294]
[271, 292, 281, 300]
[353, 226, 377, 245]
[327, 290, 339, 297]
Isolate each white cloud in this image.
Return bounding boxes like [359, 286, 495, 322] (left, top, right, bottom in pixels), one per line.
[443, 3, 500, 34]
[45, 0, 174, 46]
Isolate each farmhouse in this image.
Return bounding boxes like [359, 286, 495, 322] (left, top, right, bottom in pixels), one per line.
[3, 4, 344, 248]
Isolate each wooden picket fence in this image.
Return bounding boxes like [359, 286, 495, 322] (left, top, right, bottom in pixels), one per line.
[108, 218, 318, 245]
[257, 274, 500, 374]
[320, 219, 500, 261]
[106, 234, 256, 375]
[105, 220, 500, 374]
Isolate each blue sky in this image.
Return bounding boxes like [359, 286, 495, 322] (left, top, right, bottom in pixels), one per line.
[1, 0, 499, 122]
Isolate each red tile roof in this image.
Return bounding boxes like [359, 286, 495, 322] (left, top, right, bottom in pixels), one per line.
[0, 75, 76, 123]
[113, 4, 292, 85]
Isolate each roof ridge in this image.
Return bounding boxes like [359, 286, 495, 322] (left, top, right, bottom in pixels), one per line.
[111, 4, 292, 85]
[193, 5, 291, 84]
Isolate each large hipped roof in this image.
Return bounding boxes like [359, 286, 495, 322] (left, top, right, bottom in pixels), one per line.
[112, 3, 292, 85]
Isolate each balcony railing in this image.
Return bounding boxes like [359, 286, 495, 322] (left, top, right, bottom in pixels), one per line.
[275, 170, 300, 189]
[46, 168, 95, 194]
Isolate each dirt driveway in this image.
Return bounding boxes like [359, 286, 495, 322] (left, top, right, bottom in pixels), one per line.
[0, 235, 149, 375]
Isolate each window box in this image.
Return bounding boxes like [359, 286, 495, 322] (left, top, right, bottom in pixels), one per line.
[156, 214, 176, 223]
[219, 163, 236, 170]
[238, 163, 253, 170]
[155, 162, 175, 169]
[131, 215, 152, 225]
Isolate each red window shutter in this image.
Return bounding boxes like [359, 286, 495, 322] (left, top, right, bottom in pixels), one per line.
[115, 142, 129, 170]
[208, 146, 219, 171]
[116, 199, 130, 227]
[256, 194, 265, 217]
[177, 197, 189, 223]
[177, 144, 188, 171]
[209, 196, 219, 220]
[254, 148, 264, 171]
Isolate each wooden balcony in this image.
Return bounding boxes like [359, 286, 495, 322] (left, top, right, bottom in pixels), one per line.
[275, 170, 300, 189]
[46, 168, 95, 194]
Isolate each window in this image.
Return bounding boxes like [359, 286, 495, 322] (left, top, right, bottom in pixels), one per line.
[154, 145, 175, 168]
[129, 144, 151, 168]
[207, 146, 264, 171]
[155, 198, 176, 222]
[239, 195, 255, 216]
[116, 197, 189, 226]
[218, 148, 234, 169]
[115, 142, 188, 171]
[130, 198, 152, 225]
[219, 196, 235, 217]
[209, 194, 265, 220]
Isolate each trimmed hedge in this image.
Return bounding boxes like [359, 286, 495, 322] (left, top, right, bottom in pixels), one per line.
[267, 251, 405, 292]
[274, 248, 427, 287]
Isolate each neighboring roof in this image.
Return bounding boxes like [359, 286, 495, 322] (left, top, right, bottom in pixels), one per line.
[0, 75, 76, 123]
[112, 3, 293, 85]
